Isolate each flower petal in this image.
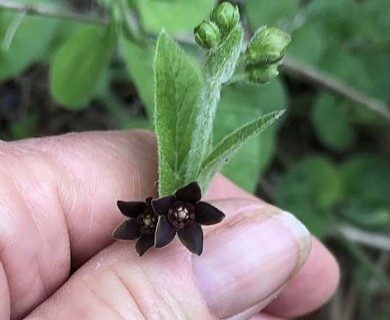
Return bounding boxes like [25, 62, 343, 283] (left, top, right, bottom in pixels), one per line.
[117, 201, 146, 218]
[151, 195, 176, 216]
[136, 235, 155, 256]
[195, 201, 225, 225]
[155, 216, 176, 248]
[175, 182, 202, 203]
[112, 219, 140, 240]
[178, 223, 203, 255]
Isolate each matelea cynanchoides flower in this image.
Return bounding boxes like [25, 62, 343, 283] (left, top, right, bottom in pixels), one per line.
[210, 2, 240, 35]
[246, 27, 291, 66]
[151, 182, 225, 255]
[113, 197, 158, 256]
[194, 20, 221, 49]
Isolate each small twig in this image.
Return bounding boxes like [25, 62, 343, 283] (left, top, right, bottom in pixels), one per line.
[280, 56, 390, 121]
[0, 0, 107, 25]
[339, 224, 390, 251]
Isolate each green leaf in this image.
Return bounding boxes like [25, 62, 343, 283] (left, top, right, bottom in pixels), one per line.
[340, 155, 390, 232]
[122, 118, 152, 130]
[137, 0, 214, 33]
[216, 80, 287, 192]
[245, 0, 299, 29]
[10, 114, 38, 140]
[0, 12, 60, 81]
[358, 51, 390, 102]
[50, 25, 116, 109]
[311, 93, 356, 152]
[319, 47, 373, 94]
[154, 31, 203, 196]
[276, 156, 342, 238]
[306, 0, 372, 42]
[288, 22, 325, 65]
[119, 36, 155, 116]
[198, 110, 285, 189]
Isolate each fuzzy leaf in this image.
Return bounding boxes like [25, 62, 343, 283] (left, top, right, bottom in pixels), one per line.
[50, 25, 116, 108]
[198, 110, 285, 189]
[154, 31, 203, 196]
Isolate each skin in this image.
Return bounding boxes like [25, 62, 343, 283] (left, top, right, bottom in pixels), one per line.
[0, 130, 339, 320]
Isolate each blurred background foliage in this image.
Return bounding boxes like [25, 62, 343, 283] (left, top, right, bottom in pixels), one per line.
[0, 0, 389, 319]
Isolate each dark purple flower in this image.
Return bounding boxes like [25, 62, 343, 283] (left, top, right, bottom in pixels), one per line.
[151, 182, 225, 255]
[112, 197, 158, 256]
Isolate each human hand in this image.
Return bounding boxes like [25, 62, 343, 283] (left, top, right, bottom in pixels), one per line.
[0, 130, 339, 319]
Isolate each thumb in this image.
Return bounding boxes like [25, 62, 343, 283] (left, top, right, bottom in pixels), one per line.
[26, 197, 311, 320]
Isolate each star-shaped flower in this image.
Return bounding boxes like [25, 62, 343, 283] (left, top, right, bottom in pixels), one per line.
[151, 182, 225, 255]
[112, 197, 158, 256]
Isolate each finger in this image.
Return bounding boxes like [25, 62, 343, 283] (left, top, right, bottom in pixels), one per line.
[26, 197, 311, 320]
[0, 264, 10, 320]
[193, 199, 311, 318]
[0, 130, 158, 319]
[205, 176, 340, 318]
[204, 174, 258, 201]
[264, 237, 339, 318]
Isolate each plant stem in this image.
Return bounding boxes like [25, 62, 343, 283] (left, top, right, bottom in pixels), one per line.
[339, 224, 390, 251]
[0, 0, 107, 25]
[281, 56, 390, 121]
[336, 228, 390, 292]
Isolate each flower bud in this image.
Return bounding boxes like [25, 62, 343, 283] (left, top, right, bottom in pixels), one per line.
[194, 21, 221, 49]
[246, 64, 279, 85]
[210, 2, 240, 35]
[246, 27, 291, 65]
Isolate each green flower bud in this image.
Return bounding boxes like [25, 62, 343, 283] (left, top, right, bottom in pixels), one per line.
[194, 21, 221, 49]
[246, 27, 291, 65]
[246, 64, 279, 85]
[210, 2, 240, 35]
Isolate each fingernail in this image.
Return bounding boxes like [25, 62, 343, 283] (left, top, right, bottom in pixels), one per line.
[274, 211, 312, 274]
[192, 202, 311, 318]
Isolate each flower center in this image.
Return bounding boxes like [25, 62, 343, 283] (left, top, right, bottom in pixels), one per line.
[137, 208, 157, 235]
[167, 201, 196, 230]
